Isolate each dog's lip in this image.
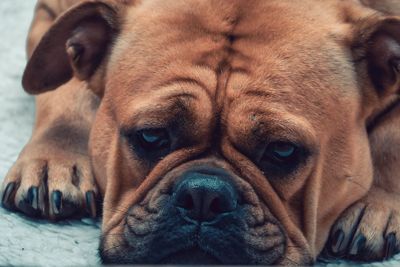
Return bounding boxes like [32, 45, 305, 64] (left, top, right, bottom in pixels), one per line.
[124, 224, 240, 264]
[150, 229, 248, 265]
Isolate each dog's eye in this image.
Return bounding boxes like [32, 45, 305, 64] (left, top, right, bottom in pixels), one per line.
[137, 129, 170, 150]
[259, 141, 306, 176]
[123, 127, 173, 161]
[267, 142, 297, 162]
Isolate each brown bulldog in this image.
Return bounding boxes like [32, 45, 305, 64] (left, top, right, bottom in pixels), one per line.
[2, 0, 400, 264]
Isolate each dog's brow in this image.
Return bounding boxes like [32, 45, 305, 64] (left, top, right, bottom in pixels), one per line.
[164, 93, 198, 101]
[118, 97, 195, 131]
[158, 77, 212, 98]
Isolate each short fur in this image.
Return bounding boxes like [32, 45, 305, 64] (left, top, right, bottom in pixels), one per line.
[2, 0, 400, 265]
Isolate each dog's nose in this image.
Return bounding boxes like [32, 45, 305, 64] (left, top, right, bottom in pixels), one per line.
[173, 172, 238, 222]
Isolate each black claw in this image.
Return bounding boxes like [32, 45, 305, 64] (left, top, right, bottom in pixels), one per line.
[384, 233, 397, 260]
[51, 190, 62, 215]
[27, 187, 39, 210]
[331, 229, 345, 254]
[85, 191, 97, 218]
[349, 234, 367, 256]
[2, 182, 16, 208]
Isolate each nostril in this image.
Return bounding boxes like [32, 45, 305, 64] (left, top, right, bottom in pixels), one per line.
[209, 196, 237, 214]
[209, 197, 221, 214]
[180, 193, 194, 210]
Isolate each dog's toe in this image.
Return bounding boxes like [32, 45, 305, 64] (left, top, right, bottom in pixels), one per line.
[328, 202, 366, 257]
[18, 186, 43, 217]
[12, 159, 48, 216]
[383, 213, 400, 260]
[346, 205, 389, 261]
[1, 155, 98, 220]
[327, 199, 400, 261]
[1, 181, 17, 210]
[47, 160, 99, 219]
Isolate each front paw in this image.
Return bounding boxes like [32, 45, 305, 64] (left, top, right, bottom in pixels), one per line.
[325, 190, 400, 261]
[1, 143, 99, 220]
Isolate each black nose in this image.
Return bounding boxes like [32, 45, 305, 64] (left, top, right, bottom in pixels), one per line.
[173, 172, 238, 222]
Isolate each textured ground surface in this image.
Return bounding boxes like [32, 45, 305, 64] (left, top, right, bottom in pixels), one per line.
[0, 1, 399, 266]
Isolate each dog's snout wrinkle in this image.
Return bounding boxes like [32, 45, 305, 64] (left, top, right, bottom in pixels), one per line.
[173, 173, 238, 222]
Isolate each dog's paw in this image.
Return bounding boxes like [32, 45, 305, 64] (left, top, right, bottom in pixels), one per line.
[325, 189, 400, 261]
[1, 142, 98, 220]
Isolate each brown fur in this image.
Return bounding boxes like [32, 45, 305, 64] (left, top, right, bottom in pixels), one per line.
[2, 0, 400, 264]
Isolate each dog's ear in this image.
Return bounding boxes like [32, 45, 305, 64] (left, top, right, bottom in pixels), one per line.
[367, 18, 400, 95]
[22, 1, 121, 95]
[353, 17, 400, 97]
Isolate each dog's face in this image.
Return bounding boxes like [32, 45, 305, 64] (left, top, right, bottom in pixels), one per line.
[23, 0, 400, 265]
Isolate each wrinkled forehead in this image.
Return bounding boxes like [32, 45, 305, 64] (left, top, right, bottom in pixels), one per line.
[107, 0, 361, 125]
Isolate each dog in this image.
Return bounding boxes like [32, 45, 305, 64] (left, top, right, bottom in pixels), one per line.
[1, 0, 400, 264]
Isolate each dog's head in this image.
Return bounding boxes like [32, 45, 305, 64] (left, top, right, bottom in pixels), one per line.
[23, 0, 400, 264]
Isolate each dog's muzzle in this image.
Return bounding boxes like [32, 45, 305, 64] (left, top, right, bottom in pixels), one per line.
[101, 167, 286, 264]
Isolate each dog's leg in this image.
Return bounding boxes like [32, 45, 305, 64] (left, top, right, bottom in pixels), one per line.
[1, 0, 99, 220]
[326, 105, 400, 261]
[1, 82, 99, 219]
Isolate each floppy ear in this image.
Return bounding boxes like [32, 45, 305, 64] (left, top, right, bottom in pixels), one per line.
[368, 18, 400, 94]
[22, 1, 120, 95]
[355, 17, 400, 96]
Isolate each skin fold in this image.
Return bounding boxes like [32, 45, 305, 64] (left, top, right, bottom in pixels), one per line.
[1, 0, 400, 265]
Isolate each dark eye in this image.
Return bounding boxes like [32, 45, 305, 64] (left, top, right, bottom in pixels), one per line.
[259, 141, 306, 176]
[124, 128, 172, 161]
[267, 142, 297, 162]
[137, 128, 170, 151]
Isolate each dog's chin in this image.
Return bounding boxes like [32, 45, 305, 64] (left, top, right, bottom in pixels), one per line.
[158, 247, 221, 265]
